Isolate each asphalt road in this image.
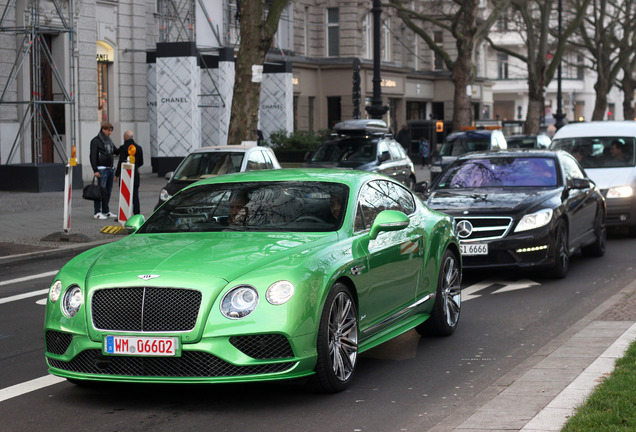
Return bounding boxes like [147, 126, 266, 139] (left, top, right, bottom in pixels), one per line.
[0, 234, 634, 432]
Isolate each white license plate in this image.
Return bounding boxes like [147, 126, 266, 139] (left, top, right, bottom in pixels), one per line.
[460, 243, 489, 256]
[104, 335, 179, 356]
[430, 165, 442, 172]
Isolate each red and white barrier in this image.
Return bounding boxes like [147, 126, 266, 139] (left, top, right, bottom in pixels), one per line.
[117, 162, 135, 224]
[63, 164, 73, 232]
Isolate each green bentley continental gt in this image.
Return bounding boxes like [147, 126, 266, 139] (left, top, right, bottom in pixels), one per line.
[45, 169, 461, 392]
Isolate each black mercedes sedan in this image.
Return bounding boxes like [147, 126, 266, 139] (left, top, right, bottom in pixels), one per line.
[423, 149, 606, 278]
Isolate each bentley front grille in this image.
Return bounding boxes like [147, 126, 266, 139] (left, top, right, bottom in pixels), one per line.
[92, 287, 202, 332]
[47, 350, 295, 377]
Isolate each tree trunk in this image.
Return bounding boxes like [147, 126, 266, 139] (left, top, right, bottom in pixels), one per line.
[227, 2, 267, 144]
[451, 40, 473, 131]
[525, 70, 545, 134]
[592, 78, 609, 120]
[622, 71, 635, 121]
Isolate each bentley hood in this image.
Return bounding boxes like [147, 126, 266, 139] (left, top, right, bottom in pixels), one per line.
[68, 231, 338, 287]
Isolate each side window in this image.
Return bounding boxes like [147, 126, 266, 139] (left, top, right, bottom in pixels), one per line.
[355, 181, 415, 231]
[388, 142, 402, 160]
[246, 151, 266, 171]
[260, 150, 274, 169]
[561, 154, 585, 181]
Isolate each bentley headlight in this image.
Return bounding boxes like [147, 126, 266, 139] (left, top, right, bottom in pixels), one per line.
[62, 285, 83, 317]
[49, 280, 62, 303]
[159, 188, 171, 202]
[266, 281, 295, 305]
[606, 185, 633, 199]
[221, 286, 259, 319]
[515, 209, 553, 232]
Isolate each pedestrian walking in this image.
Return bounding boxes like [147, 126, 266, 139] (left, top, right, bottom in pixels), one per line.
[396, 124, 411, 151]
[419, 139, 431, 167]
[115, 131, 145, 215]
[89, 122, 118, 219]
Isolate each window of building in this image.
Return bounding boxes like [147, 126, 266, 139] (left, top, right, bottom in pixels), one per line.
[326, 8, 339, 57]
[433, 31, 444, 71]
[497, 53, 509, 79]
[327, 96, 341, 128]
[577, 55, 584, 80]
[303, 7, 309, 56]
[496, 9, 509, 31]
[363, 13, 372, 59]
[382, 19, 390, 61]
[96, 41, 113, 124]
[407, 101, 427, 120]
[308, 96, 315, 131]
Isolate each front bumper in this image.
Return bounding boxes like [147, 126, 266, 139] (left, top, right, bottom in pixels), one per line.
[45, 330, 317, 384]
[460, 228, 555, 270]
[604, 196, 636, 228]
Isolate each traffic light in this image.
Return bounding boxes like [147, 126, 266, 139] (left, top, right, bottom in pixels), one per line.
[436, 120, 444, 132]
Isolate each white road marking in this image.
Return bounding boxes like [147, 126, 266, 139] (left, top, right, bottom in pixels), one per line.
[462, 278, 540, 301]
[0, 375, 65, 403]
[0, 270, 58, 287]
[0, 289, 49, 305]
[0, 270, 58, 305]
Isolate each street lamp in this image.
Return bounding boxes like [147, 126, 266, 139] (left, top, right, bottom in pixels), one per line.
[365, 0, 389, 119]
[554, 0, 566, 130]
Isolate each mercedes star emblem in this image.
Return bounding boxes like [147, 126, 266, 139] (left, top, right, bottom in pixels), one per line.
[457, 220, 473, 239]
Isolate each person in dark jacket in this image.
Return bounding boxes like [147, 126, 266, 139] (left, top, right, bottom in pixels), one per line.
[89, 122, 118, 219]
[115, 130, 145, 215]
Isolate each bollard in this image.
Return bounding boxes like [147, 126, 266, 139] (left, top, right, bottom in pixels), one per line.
[117, 161, 135, 225]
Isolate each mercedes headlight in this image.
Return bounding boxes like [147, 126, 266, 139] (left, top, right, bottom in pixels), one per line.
[606, 185, 633, 199]
[62, 285, 83, 318]
[515, 209, 553, 232]
[221, 286, 259, 319]
[266, 281, 295, 305]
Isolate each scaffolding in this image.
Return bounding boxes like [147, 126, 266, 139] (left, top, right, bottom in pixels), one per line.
[158, 0, 227, 110]
[0, 0, 77, 166]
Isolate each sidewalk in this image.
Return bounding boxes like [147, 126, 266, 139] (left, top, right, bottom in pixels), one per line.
[0, 171, 167, 261]
[0, 166, 635, 432]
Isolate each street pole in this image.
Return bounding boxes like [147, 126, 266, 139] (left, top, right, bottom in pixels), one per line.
[365, 0, 389, 119]
[555, 0, 566, 130]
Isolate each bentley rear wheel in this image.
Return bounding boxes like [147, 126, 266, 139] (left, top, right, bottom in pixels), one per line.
[416, 249, 461, 337]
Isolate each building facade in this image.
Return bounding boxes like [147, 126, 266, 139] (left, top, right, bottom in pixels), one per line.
[0, 0, 628, 186]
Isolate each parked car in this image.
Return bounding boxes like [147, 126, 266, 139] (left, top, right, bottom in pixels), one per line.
[44, 169, 462, 392]
[424, 149, 606, 278]
[155, 144, 281, 209]
[550, 121, 636, 234]
[430, 128, 508, 182]
[506, 134, 551, 149]
[304, 119, 417, 189]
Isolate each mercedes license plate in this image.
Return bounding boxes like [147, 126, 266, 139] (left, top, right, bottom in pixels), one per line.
[460, 242, 488, 256]
[104, 335, 179, 356]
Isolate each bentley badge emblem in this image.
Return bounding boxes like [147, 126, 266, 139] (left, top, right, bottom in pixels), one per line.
[457, 220, 473, 239]
[138, 274, 160, 281]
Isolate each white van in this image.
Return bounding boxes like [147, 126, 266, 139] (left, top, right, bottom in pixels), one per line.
[550, 121, 636, 234]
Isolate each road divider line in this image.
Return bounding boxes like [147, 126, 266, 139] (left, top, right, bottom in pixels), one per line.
[0, 289, 49, 305]
[0, 375, 65, 403]
[0, 270, 58, 287]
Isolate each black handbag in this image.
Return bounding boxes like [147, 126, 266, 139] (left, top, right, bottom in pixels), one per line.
[82, 177, 103, 201]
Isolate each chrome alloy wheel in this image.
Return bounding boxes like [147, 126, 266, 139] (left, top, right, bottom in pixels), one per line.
[441, 253, 461, 328]
[328, 291, 358, 383]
